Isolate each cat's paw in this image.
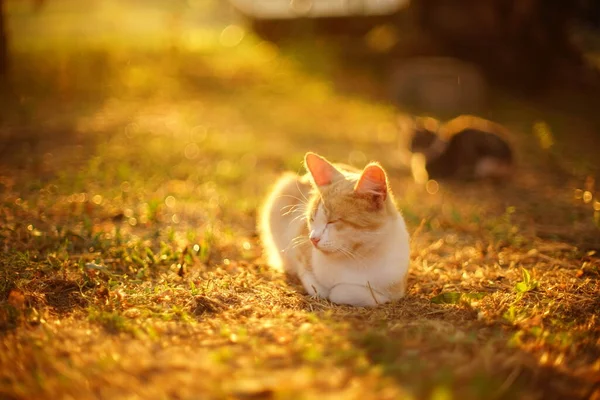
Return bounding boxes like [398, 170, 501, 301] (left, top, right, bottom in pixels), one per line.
[328, 283, 390, 307]
[299, 272, 330, 298]
[307, 283, 329, 299]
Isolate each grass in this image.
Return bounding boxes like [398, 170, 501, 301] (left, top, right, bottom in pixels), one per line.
[1, 1, 599, 399]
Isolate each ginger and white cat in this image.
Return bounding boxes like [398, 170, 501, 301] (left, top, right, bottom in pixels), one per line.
[259, 152, 410, 307]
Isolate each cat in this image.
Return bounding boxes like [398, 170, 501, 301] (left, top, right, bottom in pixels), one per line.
[409, 115, 514, 181]
[259, 152, 410, 307]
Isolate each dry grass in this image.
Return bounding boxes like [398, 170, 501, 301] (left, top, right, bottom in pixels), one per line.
[1, 1, 599, 399]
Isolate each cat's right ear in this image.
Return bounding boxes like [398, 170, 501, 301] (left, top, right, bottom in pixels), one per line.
[305, 152, 342, 187]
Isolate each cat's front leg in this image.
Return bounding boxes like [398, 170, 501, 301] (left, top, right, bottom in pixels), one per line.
[328, 283, 390, 307]
[298, 270, 330, 299]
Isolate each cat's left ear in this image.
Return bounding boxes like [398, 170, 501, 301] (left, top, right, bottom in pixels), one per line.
[355, 163, 388, 204]
[305, 152, 343, 187]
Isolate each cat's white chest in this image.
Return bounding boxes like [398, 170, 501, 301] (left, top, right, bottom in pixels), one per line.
[310, 220, 410, 293]
[312, 247, 406, 289]
[311, 253, 363, 288]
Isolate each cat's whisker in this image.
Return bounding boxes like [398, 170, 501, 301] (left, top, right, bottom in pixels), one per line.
[278, 194, 308, 205]
[290, 215, 307, 225]
[358, 231, 384, 235]
[337, 246, 370, 269]
[339, 245, 368, 262]
[290, 234, 309, 245]
[290, 235, 306, 244]
[292, 239, 309, 247]
[281, 204, 305, 217]
[290, 238, 310, 250]
[295, 180, 310, 205]
[337, 248, 353, 259]
[282, 235, 309, 253]
[291, 204, 306, 214]
[294, 164, 311, 204]
[336, 246, 358, 260]
[292, 215, 307, 223]
[280, 204, 298, 213]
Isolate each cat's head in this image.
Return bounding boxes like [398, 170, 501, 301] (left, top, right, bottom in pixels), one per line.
[409, 116, 447, 160]
[410, 116, 441, 151]
[303, 152, 398, 257]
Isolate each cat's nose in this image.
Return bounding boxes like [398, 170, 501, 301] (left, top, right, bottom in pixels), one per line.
[310, 237, 320, 247]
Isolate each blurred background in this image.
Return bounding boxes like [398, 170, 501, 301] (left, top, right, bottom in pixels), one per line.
[0, 0, 599, 228]
[2, 0, 600, 147]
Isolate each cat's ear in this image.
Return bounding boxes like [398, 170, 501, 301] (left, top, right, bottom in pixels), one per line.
[305, 152, 342, 187]
[355, 163, 388, 204]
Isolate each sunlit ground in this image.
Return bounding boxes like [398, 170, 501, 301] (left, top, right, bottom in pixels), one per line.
[0, 1, 599, 399]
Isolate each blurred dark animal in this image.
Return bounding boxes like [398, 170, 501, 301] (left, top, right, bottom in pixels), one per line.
[409, 115, 514, 181]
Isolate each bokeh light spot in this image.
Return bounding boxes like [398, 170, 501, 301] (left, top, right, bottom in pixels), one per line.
[217, 160, 233, 177]
[186, 28, 218, 51]
[220, 25, 245, 48]
[124, 123, 139, 138]
[365, 24, 398, 53]
[533, 121, 554, 150]
[426, 179, 439, 194]
[121, 181, 131, 192]
[255, 40, 279, 64]
[165, 196, 176, 208]
[190, 125, 208, 141]
[185, 143, 200, 160]
[209, 196, 220, 208]
[92, 195, 103, 205]
[445, 234, 458, 244]
[411, 153, 429, 185]
[583, 191, 593, 204]
[290, 0, 313, 14]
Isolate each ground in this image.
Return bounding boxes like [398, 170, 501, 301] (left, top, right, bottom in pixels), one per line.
[0, 1, 599, 400]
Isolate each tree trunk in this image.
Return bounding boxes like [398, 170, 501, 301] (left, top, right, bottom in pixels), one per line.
[0, 0, 8, 79]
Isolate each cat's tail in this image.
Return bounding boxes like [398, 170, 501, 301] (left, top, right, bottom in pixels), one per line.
[258, 172, 311, 272]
